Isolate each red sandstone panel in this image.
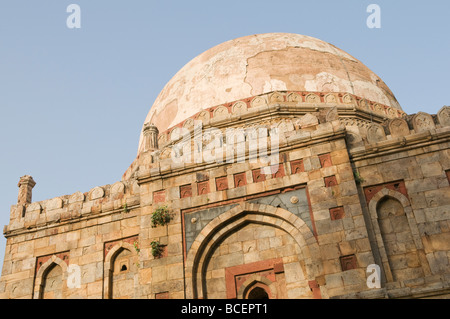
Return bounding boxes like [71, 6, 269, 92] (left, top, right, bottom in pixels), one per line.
[324, 175, 338, 187]
[340, 255, 358, 271]
[363, 180, 408, 203]
[180, 184, 193, 198]
[36, 251, 70, 273]
[252, 169, 266, 183]
[153, 190, 166, 203]
[234, 173, 247, 188]
[155, 292, 169, 299]
[225, 258, 283, 299]
[290, 159, 304, 174]
[197, 181, 210, 195]
[308, 280, 322, 299]
[104, 235, 139, 258]
[329, 207, 345, 220]
[319, 153, 332, 168]
[272, 164, 285, 178]
[215, 177, 229, 191]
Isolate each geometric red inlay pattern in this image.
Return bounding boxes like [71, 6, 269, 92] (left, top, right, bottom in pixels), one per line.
[271, 164, 285, 179]
[234, 172, 247, 188]
[197, 181, 210, 195]
[308, 280, 322, 299]
[319, 153, 332, 168]
[363, 180, 408, 203]
[329, 207, 345, 220]
[290, 159, 304, 174]
[155, 292, 169, 299]
[104, 235, 139, 258]
[153, 190, 166, 203]
[340, 255, 358, 271]
[180, 184, 193, 198]
[35, 251, 70, 273]
[252, 168, 266, 183]
[215, 176, 229, 191]
[225, 258, 283, 299]
[324, 175, 338, 187]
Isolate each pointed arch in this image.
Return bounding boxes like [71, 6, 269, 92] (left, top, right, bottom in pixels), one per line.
[367, 188, 425, 282]
[33, 256, 68, 299]
[185, 202, 323, 299]
[237, 274, 276, 299]
[103, 241, 138, 299]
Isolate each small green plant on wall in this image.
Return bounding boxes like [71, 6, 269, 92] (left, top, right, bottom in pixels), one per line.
[150, 240, 164, 258]
[133, 240, 141, 268]
[151, 205, 171, 227]
[353, 169, 365, 184]
[133, 240, 140, 254]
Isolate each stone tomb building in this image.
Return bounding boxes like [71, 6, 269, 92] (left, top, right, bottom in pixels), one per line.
[1, 33, 450, 299]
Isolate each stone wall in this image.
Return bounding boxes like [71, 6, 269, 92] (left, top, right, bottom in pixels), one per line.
[1, 93, 449, 299]
[350, 106, 450, 297]
[1, 180, 141, 299]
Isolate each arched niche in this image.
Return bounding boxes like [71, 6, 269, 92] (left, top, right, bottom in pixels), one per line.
[33, 256, 68, 299]
[368, 188, 426, 283]
[185, 202, 323, 299]
[238, 275, 275, 299]
[103, 242, 139, 299]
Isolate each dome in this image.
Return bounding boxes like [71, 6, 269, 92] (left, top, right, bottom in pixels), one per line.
[138, 33, 401, 153]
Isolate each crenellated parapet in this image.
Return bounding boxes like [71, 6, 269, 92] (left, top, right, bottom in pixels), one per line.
[3, 32, 450, 300]
[150, 90, 404, 150]
[136, 117, 346, 184]
[4, 179, 141, 235]
[132, 93, 449, 184]
[124, 91, 410, 181]
[346, 106, 450, 158]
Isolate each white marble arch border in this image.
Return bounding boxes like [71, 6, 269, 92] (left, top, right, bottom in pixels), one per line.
[367, 188, 424, 282]
[103, 241, 138, 299]
[33, 256, 68, 299]
[184, 202, 323, 299]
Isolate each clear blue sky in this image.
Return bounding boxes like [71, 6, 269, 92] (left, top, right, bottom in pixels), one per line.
[0, 1, 449, 273]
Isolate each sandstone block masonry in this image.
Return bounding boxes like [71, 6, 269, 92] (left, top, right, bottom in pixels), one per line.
[1, 92, 449, 299]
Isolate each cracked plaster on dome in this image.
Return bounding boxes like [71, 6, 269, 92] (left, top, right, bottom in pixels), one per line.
[138, 33, 401, 154]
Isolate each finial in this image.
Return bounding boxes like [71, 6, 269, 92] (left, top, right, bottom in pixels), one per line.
[143, 123, 159, 152]
[17, 175, 36, 206]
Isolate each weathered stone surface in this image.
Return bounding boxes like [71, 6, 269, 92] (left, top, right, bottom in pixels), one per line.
[389, 118, 410, 138]
[90, 187, 104, 200]
[327, 112, 340, 129]
[111, 182, 125, 194]
[367, 124, 386, 144]
[297, 113, 319, 128]
[46, 197, 63, 211]
[413, 112, 435, 133]
[2, 33, 449, 301]
[437, 106, 450, 127]
[26, 202, 41, 213]
[69, 191, 85, 204]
